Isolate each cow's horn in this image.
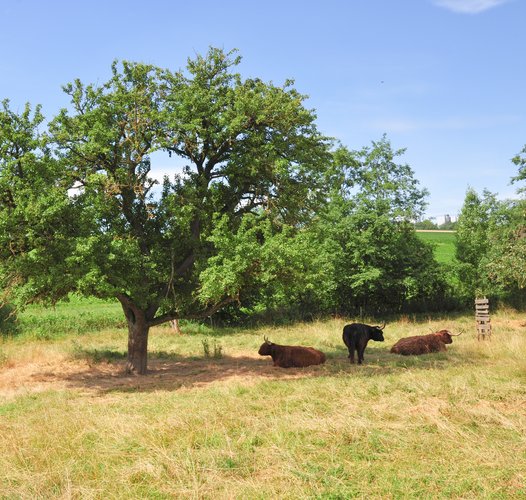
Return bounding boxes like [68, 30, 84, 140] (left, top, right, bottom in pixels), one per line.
[378, 322, 386, 330]
[450, 330, 463, 336]
[264, 335, 271, 344]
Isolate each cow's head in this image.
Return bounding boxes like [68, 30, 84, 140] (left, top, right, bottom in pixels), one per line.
[436, 329, 461, 344]
[369, 322, 386, 342]
[258, 336, 273, 356]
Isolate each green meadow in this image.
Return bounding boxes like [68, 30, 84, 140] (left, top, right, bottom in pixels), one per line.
[1, 300, 525, 498]
[416, 230, 457, 264]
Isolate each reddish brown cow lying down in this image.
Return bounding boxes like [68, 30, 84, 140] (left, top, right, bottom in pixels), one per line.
[390, 330, 462, 355]
[258, 336, 326, 368]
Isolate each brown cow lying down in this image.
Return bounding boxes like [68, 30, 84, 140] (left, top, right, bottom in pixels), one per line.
[390, 330, 462, 355]
[258, 336, 326, 368]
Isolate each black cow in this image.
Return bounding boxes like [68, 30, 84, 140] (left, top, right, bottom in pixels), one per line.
[342, 322, 385, 364]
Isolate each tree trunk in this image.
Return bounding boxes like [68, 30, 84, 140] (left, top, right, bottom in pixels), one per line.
[116, 292, 236, 375]
[170, 318, 183, 335]
[119, 297, 150, 375]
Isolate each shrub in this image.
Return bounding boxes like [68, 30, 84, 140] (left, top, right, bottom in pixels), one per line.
[0, 303, 19, 336]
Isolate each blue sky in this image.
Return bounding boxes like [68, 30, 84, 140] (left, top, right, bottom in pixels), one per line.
[1, 0, 524, 219]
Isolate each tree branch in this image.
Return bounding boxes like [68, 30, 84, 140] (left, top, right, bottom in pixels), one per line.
[147, 295, 238, 328]
[174, 251, 196, 277]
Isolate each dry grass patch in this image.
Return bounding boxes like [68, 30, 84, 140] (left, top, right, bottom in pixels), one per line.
[0, 312, 525, 498]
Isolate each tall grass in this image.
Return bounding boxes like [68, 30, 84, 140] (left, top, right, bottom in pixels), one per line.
[0, 308, 525, 498]
[16, 295, 124, 340]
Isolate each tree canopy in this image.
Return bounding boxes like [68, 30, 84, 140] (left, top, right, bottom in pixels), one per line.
[0, 48, 333, 373]
[313, 137, 443, 315]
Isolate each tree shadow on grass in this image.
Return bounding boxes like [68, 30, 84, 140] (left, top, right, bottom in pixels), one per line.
[59, 352, 331, 394]
[50, 343, 471, 395]
[0, 340, 474, 400]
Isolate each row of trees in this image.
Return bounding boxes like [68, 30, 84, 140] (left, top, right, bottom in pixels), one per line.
[414, 218, 457, 230]
[1, 48, 524, 373]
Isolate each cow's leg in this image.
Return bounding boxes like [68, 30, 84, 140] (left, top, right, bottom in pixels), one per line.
[349, 340, 356, 364]
[358, 343, 365, 364]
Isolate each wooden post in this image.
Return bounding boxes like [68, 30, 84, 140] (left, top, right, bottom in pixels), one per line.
[475, 297, 491, 340]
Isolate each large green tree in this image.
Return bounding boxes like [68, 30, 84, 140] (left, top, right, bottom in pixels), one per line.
[1, 48, 332, 374]
[296, 137, 445, 315]
[485, 200, 526, 291]
[483, 144, 526, 293]
[454, 188, 504, 297]
[455, 188, 499, 268]
[337, 138, 444, 314]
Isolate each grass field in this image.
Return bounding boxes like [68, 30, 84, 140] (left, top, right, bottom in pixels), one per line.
[1, 300, 525, 498]
[416, 230, 456, 264]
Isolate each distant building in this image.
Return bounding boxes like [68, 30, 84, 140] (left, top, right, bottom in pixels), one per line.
[414, 214, 458, 227]
[434, 214, 457, 226]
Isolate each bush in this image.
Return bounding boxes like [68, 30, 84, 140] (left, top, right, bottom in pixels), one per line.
[0, 303, 19, 336]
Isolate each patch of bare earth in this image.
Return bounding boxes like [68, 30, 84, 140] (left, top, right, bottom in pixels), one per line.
[0, 354, 329, 400]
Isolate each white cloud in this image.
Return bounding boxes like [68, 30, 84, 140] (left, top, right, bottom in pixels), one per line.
[433, 0, 510, 14]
